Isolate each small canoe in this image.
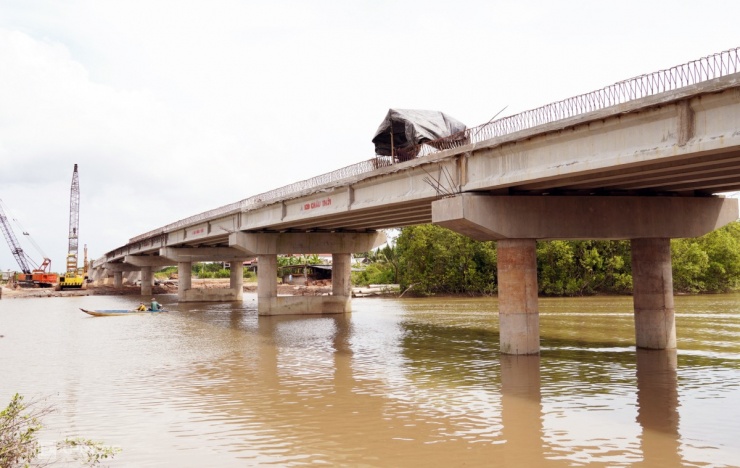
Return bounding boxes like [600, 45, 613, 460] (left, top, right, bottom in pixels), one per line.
[80, 308, 168, 317]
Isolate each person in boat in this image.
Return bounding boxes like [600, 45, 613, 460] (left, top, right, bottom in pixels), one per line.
[137, 303, 147, 311]
[150, 298, 162, 311]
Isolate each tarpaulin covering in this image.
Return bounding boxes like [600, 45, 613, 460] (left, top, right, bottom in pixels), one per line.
[371, 109, 467, 159]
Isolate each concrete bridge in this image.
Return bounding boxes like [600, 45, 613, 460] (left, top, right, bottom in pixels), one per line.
[93, 48, 740, 354]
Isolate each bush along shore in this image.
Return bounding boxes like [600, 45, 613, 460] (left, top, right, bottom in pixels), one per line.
[352, 221, 740, 297]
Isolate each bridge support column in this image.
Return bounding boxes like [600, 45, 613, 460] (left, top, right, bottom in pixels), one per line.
[113, 271, 123, 289]
[178, 262, 191, 300]
[497, 239, 540, 355]
[631, 238, 676, 349]
[257, 254, 278, 315]
[140, 266, 153, 297]
[332, 253, 351, 297]
[230, 260, 244, 301]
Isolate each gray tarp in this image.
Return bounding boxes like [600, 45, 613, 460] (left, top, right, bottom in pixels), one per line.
[371, 109, 467, 159]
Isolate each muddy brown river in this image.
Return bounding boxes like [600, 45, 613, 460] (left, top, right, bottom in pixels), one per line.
[1, 293, 738, 466]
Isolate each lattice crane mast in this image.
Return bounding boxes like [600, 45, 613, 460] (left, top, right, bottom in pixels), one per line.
[59, 164, 86, 289]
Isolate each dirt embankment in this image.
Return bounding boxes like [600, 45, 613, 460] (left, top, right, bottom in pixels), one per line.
[0, 278, 333, 299]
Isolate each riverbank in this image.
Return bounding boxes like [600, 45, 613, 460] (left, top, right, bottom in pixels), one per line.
[0, 278, 334, 299]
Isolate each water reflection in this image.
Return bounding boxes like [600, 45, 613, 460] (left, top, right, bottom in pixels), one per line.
[500, 355, 544, 465]
[635, 349, 681, 467]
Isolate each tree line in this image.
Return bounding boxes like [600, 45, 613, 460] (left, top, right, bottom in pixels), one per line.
[352, 221, 740, 296]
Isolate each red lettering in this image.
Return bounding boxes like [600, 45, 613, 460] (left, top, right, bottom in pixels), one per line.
[302, 197, 332, 211]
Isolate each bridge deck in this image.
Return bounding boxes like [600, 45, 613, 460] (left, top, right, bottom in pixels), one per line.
[96, 49, 740, 266]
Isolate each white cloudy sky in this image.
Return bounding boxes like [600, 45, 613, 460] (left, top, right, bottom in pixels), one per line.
[1, 0, 739, 272]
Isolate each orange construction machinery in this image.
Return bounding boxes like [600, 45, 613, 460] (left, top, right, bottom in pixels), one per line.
[0, 199, 59, 288]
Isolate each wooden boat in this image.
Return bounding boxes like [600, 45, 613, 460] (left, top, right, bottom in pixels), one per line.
[80, 308, 168, 317]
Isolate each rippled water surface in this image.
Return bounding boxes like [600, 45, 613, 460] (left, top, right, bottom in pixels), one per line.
[1, 293, 739, 466]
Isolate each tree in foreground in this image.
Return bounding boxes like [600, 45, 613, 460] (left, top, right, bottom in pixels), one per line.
[0, 393, 120, 467]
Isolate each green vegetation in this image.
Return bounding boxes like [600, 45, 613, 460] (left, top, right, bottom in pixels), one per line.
[355, 222, 740, 296]
[192, 262, 230, 279]
[671, 221, 740, 293]
[537, 240, 633, 296]
[156, 263, 255, 280]
[278, 254, 322, 268]
[395, 225, 497, 296]
[352, 245, 399, 286]
[0, 393, 120, 467]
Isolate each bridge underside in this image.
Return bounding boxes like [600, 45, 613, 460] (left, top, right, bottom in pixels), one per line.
[94, 232, 387, 315]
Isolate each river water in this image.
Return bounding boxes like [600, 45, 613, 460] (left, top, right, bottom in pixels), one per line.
[1, 293, 739, 467]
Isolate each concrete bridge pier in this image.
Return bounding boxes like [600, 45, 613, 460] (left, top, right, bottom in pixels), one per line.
[432, 194, 739, 355]
[332, 253, 352, 299]
[103, 262, 140, 289]
[124, 255, 173, 297]
[140, 266, 153, 297]
[230, 260, 244, 302]
[497, 239, 539, 355]
[113, 271, 123, 289]
[88, 266, 106, 285]
[231, 231, 386, 315]
[252, 251, 350, 316]
[160, 247, 247, 302]
[253, 252, 352, 315]
[177, 261, 191, 298]
[631, 238, 676, 349]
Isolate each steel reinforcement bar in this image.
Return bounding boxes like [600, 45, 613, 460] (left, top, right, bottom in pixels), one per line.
[129, 47, 740, 244]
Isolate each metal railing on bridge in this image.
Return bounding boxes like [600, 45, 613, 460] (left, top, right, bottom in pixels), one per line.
[130, 47, 740, 244]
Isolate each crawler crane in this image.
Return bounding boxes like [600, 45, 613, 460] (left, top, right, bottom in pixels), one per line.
[58, 164, 87, 289]
[0, 199, 58, 287]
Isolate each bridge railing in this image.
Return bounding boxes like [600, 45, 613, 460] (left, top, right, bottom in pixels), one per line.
[415, 46, 740, 156]
[129, 157, 396, 243]
[129, 47, 740, 244]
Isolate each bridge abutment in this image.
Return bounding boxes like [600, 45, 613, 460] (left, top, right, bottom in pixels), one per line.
[433, 194, 738, 354]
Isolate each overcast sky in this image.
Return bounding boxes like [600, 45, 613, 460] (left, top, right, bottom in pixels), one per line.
[1, 0, 739, 272]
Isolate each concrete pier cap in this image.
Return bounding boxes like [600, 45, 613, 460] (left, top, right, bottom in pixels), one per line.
[228, 231, 387, 255]
[431, 194, 739, 241]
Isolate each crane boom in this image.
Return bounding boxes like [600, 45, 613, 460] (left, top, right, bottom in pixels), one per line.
[0, 199, 58, 287]
[0, 200, 32, 274]
[66, 163, 80, 275]
[59, 163, 86, 289]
